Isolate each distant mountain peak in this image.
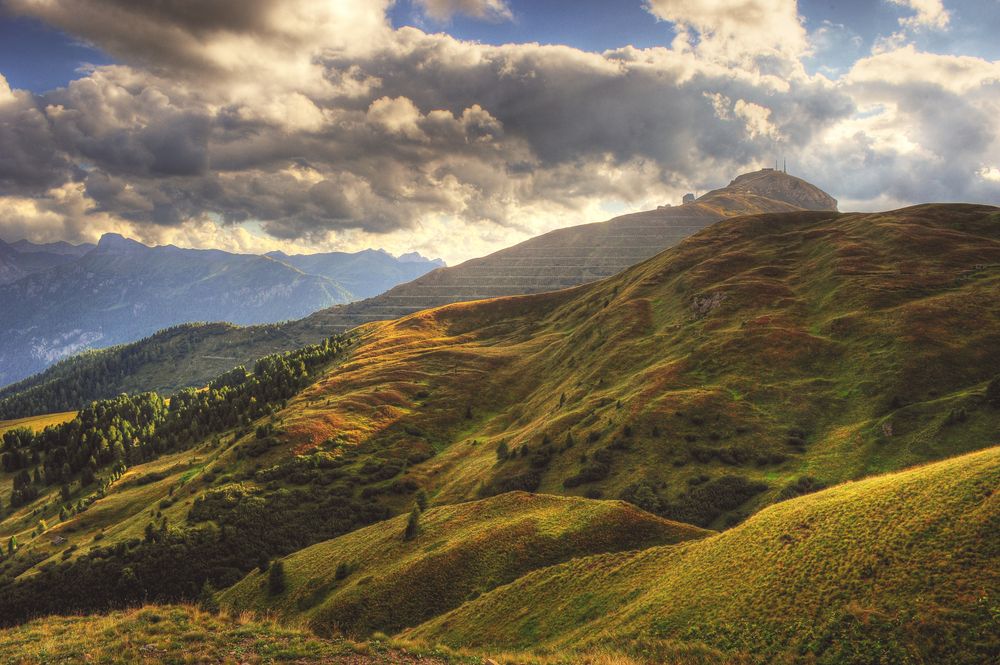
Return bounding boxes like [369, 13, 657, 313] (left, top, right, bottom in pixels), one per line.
[95, 233, 149, 254]
[398, 251, 446, 267]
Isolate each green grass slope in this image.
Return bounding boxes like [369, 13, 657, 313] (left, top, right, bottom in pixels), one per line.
[0, 605, 468, 665]
[267, 203, 1000, 530]
[408, 446, 1000, 664]
[221, 492, 708, 636]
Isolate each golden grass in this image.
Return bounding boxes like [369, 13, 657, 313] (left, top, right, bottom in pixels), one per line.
[220, 492, 709, 636]
[0, 411, 76, 436]
[407, 446, 1000, 664]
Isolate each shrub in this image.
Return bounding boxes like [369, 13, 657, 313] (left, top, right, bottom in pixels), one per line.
[986, 377, 1000, 408]
[479, 470, 541, 497]
[268, 561, 286, 596]
[619, 482, 662, 513]
[403, 507, 420, 541]
[198, 581, 219, 613]
[661, 475, 767, 527]
[776, 476, 827, 502]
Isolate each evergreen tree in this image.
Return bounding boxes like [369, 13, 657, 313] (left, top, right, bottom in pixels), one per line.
[987, 376, 1000, 408]
[496, 440, 509, 461]
[198, 581, 220, 613]
[403, 506, 421, 541]
[415, 489, 429, 511]
[268, 560, 286, 595]
[7, 535, 17, 555]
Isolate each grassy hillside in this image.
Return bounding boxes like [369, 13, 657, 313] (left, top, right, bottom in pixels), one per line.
[220, 492, 708, 636]
[264, 204, 1000, 529]
[0, 605, 471, 664]
[0, 411, 76, 436]
[408, 446, 1000, 664]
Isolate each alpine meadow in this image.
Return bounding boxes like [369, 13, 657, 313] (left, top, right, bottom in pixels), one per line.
[0, 1, 997, 664]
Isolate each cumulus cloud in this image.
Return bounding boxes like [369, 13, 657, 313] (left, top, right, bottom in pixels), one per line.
[644, 0, 808, 63]
[414, 0, 513, 22]
[888, 0, 951, 31]
[0, 0, 996, 264]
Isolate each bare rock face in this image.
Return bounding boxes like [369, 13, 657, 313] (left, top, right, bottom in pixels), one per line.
[702, 169, 838, 212]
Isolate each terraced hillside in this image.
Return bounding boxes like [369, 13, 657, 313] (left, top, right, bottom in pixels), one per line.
[220, 492, 708, 636]
[266, 204, 1000, 528]
[304, 169, 837, 332]
[0, 170, 836, 417]
[408, 446, 1000, 664]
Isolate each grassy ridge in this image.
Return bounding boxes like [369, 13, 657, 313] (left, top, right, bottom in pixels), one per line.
[267, 204, 1000, 529]
[407, 446, 1000, 664]
[221, 492, 709, 636]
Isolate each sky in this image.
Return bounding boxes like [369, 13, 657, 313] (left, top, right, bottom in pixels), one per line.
[0, 0, 997, 264]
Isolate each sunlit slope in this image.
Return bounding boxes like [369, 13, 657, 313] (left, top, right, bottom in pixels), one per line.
[274, 204, 1000, 528]
[0, 605, 462, 665]
[408, 446, 1000, 664]
[0, 411, 76, 436]
[220, 492, 708, 636]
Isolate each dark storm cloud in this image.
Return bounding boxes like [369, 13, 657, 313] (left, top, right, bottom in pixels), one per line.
[0, 0, 996, 255]
[0, 78, 76, 191]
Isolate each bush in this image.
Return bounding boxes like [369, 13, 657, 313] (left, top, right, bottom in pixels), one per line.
[776, 476, 827, 502]
[478, 470, 541, 497]
[986, 377, 1000, 408]
[403, 507, 420, 541]
[619, 482, 661, 513]
[268, 561, 286, 596]
[661, 475, 767, 527]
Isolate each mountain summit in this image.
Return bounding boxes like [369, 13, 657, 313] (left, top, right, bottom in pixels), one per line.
[698, 169, 838, 212]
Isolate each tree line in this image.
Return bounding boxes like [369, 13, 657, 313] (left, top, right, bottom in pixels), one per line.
[1, 334, 351, 510]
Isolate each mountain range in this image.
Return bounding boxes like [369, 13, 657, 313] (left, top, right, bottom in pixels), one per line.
[0, 237, 442, 387]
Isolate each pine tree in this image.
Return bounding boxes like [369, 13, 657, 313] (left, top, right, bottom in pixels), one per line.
[415, 489, 429, 511]
[7, 535, 17, 555]
[198, 580, 220, 613]
[403, 506, 421, 541]
[268, 560, 286, 595]
[496, 440, 509, 462]
[987, 376, 1000, 408]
